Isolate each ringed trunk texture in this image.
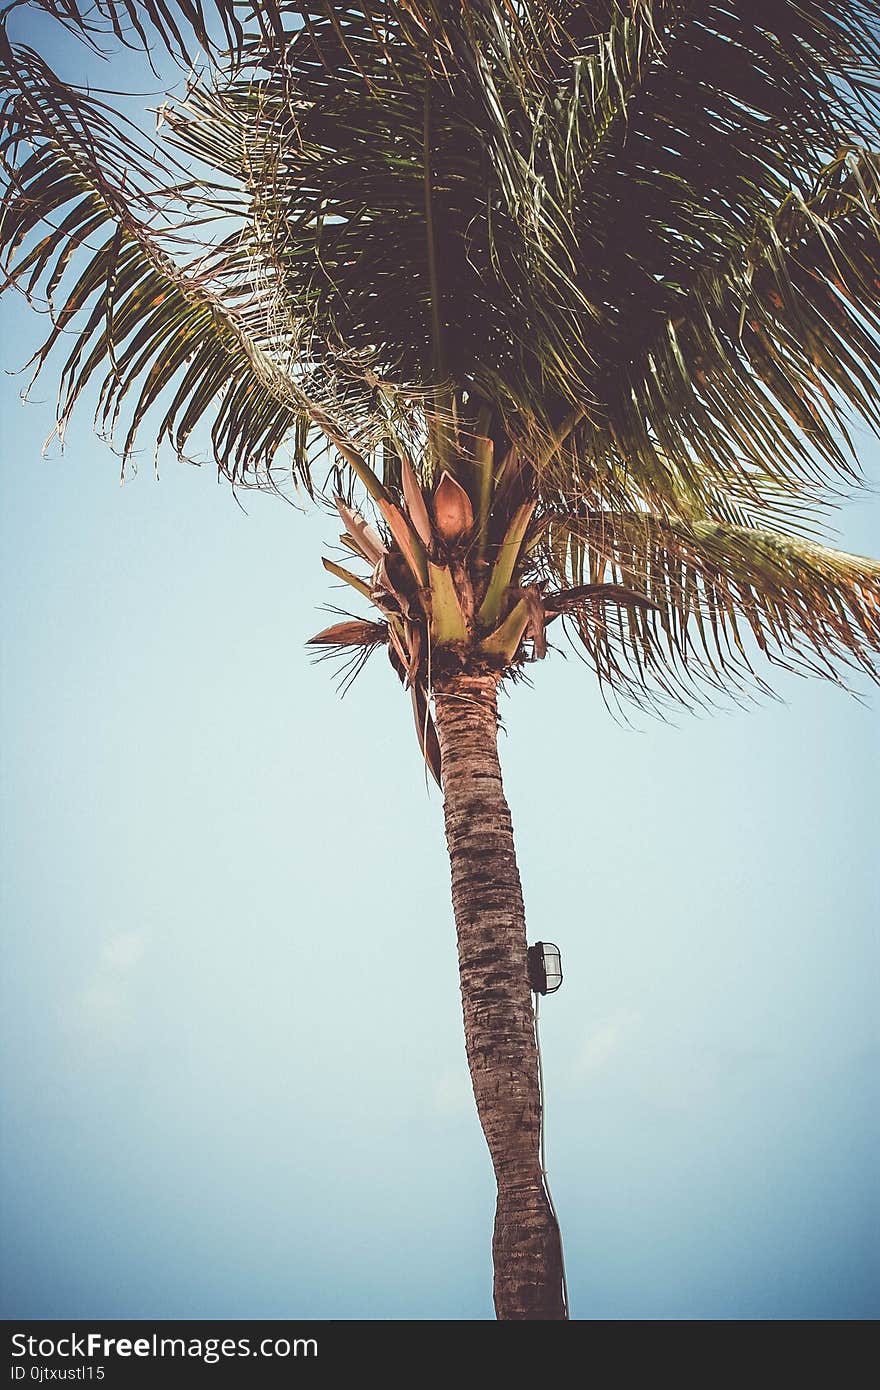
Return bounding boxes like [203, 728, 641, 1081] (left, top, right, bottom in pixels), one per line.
[433, 671, 566, 1321]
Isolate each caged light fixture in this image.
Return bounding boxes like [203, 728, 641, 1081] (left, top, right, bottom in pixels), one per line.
[526, 941, 563, 996]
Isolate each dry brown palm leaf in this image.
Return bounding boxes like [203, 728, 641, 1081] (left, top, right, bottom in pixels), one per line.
[410, 683, 442, 787]
[544, 584, 661, 617]
[334, 496, 387, 565]
[400, 454, 434, 548]
[377, 497, 429, 586]
[307, 619, 387, 647]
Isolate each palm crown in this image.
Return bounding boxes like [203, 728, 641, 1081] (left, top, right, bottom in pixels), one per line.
[4, 1, 880, 758]
[3, 2, 880, 746]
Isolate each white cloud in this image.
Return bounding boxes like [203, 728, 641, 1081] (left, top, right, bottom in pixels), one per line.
[76, 979, 129, 1030]
[572, 1008, 641, 1082]
[99, 931, 147, 972]
[67, 931, 149, 1037]
[572, 1007, 725, 1112]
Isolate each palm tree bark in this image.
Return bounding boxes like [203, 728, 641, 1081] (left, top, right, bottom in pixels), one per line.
[433, 671, 566, 1321]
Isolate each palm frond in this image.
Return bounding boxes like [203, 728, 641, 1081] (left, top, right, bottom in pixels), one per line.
[159, 3, 880, 509]
[0, 32, 382, 486]
[565, 146, 880, 517]
[544, 509, 880, 708]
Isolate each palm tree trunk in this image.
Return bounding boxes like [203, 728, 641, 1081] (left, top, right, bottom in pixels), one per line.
[432, 671, 566, 1321]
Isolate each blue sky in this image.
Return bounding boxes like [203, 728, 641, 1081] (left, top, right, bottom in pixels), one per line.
[1, 9, 878, 1321]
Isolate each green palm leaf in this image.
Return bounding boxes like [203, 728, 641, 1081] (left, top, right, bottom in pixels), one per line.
[0, 32, 384, 486]
[544, 509, 880, 707]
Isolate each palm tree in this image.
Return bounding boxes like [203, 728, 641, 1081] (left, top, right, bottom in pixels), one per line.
[2, 0, 880, 1320]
